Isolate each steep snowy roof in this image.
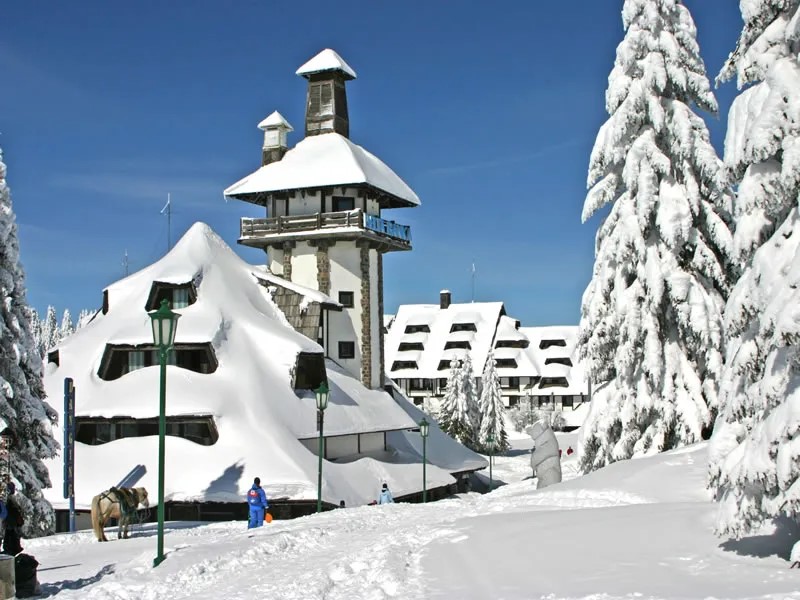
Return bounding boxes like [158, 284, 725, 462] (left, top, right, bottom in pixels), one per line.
[224, 133, 420, 207]
[43, 223, 480, 509]
[258, 111, 293, 131]
[385, 301, 506, 379]
[519, 326, 588, 395]
[296, 48, 357, 80]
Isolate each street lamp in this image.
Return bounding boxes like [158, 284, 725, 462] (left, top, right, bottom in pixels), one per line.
[419, 418, 430, 503]
[149, 299, 180, 568]
[486, 433, 495, 491]
[314, 381, 330, 513]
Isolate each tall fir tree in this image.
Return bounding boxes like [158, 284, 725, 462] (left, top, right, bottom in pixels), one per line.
[58, 308, 74, 343]
[41, 305, 57, 356]
[578, 0, 733, 471]
[438, 355, 480, 450]
[437, 358, 463, 435]
[26, 307, 42, 360]
[0, 148, 58, 535]
[460, 353, 481, 449]
[478, 352, 510, 452]
[709, 0, 800, 539]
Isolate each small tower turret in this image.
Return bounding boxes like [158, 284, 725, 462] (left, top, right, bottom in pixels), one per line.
[258, 111, 293, 166]
[296, 49, 356, 138]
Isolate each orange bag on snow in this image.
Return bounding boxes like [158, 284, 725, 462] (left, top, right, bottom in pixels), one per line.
[265, 512, 273, 523]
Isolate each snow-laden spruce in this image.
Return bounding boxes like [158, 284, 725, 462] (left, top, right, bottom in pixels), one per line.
[0, 148, 58, 535]
[40, 305, 58, 359]
[578, 0, 733, 471]
[709, 0, 800, 539]
[438, 356, 480, 451]
[478, 352, 509, 452]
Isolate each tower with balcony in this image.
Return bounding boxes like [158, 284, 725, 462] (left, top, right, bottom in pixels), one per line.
[224, 49, 419, 389]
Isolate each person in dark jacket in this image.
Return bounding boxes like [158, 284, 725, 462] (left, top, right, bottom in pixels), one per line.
[2, 482, 23, 555]
[246, 477, 269, 529]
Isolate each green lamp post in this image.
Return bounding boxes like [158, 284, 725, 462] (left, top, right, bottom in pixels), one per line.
[419, 418, 430, 503]
[314, 381, 330, 513]
[149, 299, 180, 568]
[486, 433, 495, 492]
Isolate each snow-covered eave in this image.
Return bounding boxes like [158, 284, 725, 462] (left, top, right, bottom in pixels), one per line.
[251, 268, 341, 309]
[226, 181, 418, 210]
[296, 424, 414, 441]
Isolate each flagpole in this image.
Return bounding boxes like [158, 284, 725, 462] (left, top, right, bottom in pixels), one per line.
[161, 194, 172, 251]
[471, 262, 476, 303]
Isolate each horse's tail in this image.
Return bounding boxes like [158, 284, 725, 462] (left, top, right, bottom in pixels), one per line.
[91, 494, 103, 542]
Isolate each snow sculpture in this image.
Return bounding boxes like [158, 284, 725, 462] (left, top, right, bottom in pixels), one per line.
[528, 421, 561, 489]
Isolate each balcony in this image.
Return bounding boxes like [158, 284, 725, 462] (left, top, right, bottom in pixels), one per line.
[239, 209, 411, 251]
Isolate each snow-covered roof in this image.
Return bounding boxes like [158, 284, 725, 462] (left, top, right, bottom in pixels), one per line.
[385, 301, 506, 379]
[44, 223, 481, 509]
[519, 326, 588, 395]
[224, 133, 420, 208]
[258, 111, 293, 131]
[296, 48, 357, 80]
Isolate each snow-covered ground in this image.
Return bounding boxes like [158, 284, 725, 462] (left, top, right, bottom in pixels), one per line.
[27, 439, 800, 599]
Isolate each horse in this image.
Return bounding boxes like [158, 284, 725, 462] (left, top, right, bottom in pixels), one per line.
[90, 486, 149, 542]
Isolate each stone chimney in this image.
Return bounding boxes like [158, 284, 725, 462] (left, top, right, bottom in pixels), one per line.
[440, 289, 451, 309]
[258, 111, 293, 166]
[296, 49, 356, 138]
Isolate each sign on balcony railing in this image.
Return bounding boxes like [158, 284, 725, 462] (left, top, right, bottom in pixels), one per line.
[364, 214, 411, 243]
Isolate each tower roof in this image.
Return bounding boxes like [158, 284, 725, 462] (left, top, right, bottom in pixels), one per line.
[296, 49, 357, 80]
[224, 132, 420, 207]
[258, 111, 293, 131]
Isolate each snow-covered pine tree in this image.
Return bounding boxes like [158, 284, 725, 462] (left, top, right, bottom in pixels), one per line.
[578, 0, 733, 471]
[0, 148, 58, 536]
[460, 353, 481, 449]
[438, 355, 479, 449]
[58, 308, 74, 343]
[26, 307, 43, 359]
[76, 308, 96, 329]
[708, 0, 800, 539]
[478, 352, 510, 453]
[437, 358, 463, 434]
[41, 305, 57, 356]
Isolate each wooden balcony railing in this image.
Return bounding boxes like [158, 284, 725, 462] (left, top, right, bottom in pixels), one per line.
[240, 209, 411, 245]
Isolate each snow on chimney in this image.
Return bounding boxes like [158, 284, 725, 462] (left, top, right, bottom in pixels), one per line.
[440, 289, 451, 309]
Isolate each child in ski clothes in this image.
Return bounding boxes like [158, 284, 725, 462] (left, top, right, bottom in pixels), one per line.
[247, 477, 269, 529]
[378, 483, 394, 504]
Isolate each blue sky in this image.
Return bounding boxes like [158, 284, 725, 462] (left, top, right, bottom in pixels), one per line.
[2, 1, 741, 326]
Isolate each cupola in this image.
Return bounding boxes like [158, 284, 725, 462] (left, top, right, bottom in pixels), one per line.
[258, 111, 293, 166]
[296, 49, 356, 138]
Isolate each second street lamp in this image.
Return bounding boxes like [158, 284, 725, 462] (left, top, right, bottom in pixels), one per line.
[486, 433, 495, 492]
[419, 418, 430, 503]
[149, 299, 180, 568]
[314, 381, 330, 513]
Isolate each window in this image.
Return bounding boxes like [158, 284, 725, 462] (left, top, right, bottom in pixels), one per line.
[173, 287, 190, 309]
[500, 377, 520, 389]
[332, 196, 355, 212]
[539, 376, 569, 389]
[437, 360, 454, 371]
[495, 358, 518, 368]
[409, 378, 433, 391]
[309, 81, 334, 116]
[413, 397, 424, 406]
[47, 350, 60, 366]
[404, 324, 430, 334]
[76, 416, 219, 446]
[338, 341, 356, 359]
[508, 396, 520, 407]
[391, 360, 417, 370]
[146, 282, 197, 311]
[338, 291, 354, 308]
[563, 395, 574, 409]
[495, 339, 529, 349]
[398, 342, 424, 351]
[450, 323, 477, 333]
[444, 341, 471, 350]
[295, 353, 327, 390]
[540, 339, 567, 350]
[99, 343, 219, 381]
[545, 357, 573, 367]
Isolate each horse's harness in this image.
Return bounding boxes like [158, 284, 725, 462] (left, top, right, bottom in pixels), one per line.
[99, 487, 147, 525]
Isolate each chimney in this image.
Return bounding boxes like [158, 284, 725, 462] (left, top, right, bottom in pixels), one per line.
[296, 49, 357, 138]
[258, 111, 293, 166]
[440, 289, 451, 309]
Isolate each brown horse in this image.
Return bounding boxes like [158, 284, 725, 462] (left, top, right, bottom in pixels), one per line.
[90, 487, 149, 542]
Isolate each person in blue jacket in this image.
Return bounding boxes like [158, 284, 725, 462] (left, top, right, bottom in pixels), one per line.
[247, 477, 269, 528]
[378, 482, 394, 504]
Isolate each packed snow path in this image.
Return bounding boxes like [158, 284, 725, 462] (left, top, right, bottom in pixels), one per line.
[29, 444, 800, 599]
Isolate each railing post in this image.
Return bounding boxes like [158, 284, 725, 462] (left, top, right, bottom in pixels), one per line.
[316, 213, 321, 229]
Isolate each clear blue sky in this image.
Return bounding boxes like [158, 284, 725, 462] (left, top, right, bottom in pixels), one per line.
[1, 1, 741, 326]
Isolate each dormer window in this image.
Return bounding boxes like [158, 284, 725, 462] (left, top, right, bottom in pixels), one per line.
[444, 341, 471, 350]
[450, 323, 477, 333]
[540, 339, 567, 350]
[294, 352, 327, 391]
[495, 339, 529, 349]
[99, 343, 218, 381]
[391, 360, 418, 370]
[437, 360, 454, 370]
[545, 357, 573, 367]
[495, 358, 518, 368]
[398, 342, 424, 352]
[540, 376, 569, 388]
[404, 325, 430, 334]
[146, 281, 197, 311]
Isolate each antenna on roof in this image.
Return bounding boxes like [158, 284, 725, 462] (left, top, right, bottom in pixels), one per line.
[123, 249, 129, 277]
[161, 193, 172, 251]
[471, 261, 476, 303]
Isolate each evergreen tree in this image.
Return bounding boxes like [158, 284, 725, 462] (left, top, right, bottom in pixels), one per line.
[41, 305, 57, 355]
[0, 148, 58, 536]
[58, 308, 74, 343]
[578, 0, 733, 471]
[26, 308, 43, 360]
[438, 356, 479, 450]
[478, 352, 510, 452]
[460, 353, 481, 449]
[709, 0, 800, 539]
[76, 308, 96, 329]
[437, 358, 463, 435]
